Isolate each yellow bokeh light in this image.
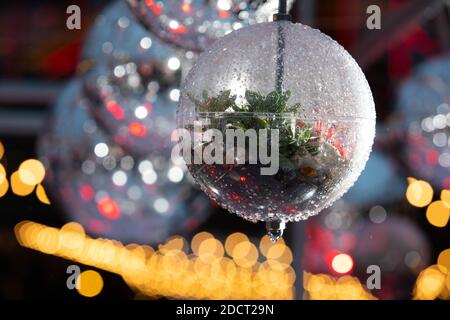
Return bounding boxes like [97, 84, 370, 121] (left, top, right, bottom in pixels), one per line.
[0, 178, 8, 198]
[304, 272, 376, 300]
[159, 236, 186, 254]
[198, 238, 224, 263]
[14, 221, 296, 300]
[225, 232, 248, 257]
[259, 234, 285, 257]
[231, 241, 252, 259]
[0, 163, 6, 185]
[11, 171, 35, 196]
[426, 201, 450, 228]
[441, 190, 450, 208]
[77, 270, 104, 298]
[414, 265, 446, 300]
[406, 180, 433, 208]
[36, 228, 60, 254]
[191, 231, 213, 256]
[437, 249, 450, 274]
[0, 141, 4, 160]
[232, 241, 258, 268]
[36, 184, 51, 204]
[407, 177, 417, 184]
[61, 222, 85, 235]
[18, 159, 45, 186]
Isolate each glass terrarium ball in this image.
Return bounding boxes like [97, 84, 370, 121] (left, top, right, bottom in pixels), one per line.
[126, 0, 293, 52]
[177, 21, 376, 240]
[38, 80, 210, 244]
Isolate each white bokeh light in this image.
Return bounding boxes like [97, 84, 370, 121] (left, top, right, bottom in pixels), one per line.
[134, 105, 149, 119]
[154, 197, 170, 214]
[167, 57, 181, 71]
[94, 143, 109, 158]
[168, 166, 184, 183]
[112, 170, 128, 186]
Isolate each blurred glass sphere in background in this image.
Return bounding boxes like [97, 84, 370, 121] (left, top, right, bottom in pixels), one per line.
[305, 201, 430, 299]
[177, 21, 376, 235]
[81, 1, 190, 156]
[343, 147, 406, 206]
[83, 57, 181, 156]
[397, 54, 450, 189]
[354, 215, 430, 299]
[38, 80, 210, 244]
[81, 1, 193, 66]
[126, 0, 294, 52]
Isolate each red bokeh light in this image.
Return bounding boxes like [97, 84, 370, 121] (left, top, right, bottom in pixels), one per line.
[145, 0, 162, 15]
[181, 3, 191, 13]
[97, 198, 121, 220]
[219, 10, 229, 18]
[79, 184, 95, 201]
[170, 24, 187, 34]
[230, 193, 240, 200]
[426, 149, 439, 165]
[106, 100, 125, 120]
[128, 122, 148, 137]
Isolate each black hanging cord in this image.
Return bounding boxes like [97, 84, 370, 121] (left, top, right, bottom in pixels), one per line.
[274, 0, 291, 93]
[273, 0, 291, 22]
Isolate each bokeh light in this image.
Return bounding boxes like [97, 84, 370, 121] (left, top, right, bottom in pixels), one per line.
[0, 176, 8, 198]
[77, 270, 104, 298]
[331, 253, 354, 274]
[441, 190, 450, 207]
[426, 201, 450, 228]
[11, 171, 35, 196]
[225, 232, 248, 256]
[18, 159, 46, 186]
[406, 179, 434, 207]
[36, 184, 51, 205]
[438, 249, 450, 273]
[14, 221, 295, 300]
[0, 164, 7, 198]
[0, 163, 6, 185]
[413, 265, 446, 300]
[0, 141, 4, 160]
[304, 272, 376, 300]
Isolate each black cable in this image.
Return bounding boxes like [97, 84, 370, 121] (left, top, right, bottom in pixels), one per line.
[279, 0, 287, 15]
[274, 0, 291, 93]
[274, 0, 291, 21]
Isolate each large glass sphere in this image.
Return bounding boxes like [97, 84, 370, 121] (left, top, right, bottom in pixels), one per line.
[38, 80, 210, 244]
[126, 0, 293, 52]
[396, 54, 450, 189]
[176, 21, 376, 240]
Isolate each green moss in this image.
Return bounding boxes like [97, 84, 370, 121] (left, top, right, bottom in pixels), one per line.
[191, 90, 319, 159]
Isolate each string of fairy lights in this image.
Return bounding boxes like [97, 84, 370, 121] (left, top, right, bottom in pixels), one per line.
[15, 221, 295, 300]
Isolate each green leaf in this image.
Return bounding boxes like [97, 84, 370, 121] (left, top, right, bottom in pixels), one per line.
[190, 88, 320, 158]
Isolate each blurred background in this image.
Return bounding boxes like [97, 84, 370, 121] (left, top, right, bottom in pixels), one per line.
[0, 0, 449, 300]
